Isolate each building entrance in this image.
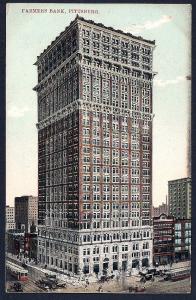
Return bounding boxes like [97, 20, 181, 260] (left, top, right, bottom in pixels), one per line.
[142, 258, 149, 267]
[93, 264, 99, 274]
[122, 261, 127, 271]
[103, 262, 109, 271]
[113, 262, 118, 271]
[132, 259, 139, 268]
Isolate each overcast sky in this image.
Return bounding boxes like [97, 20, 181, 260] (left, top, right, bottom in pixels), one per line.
[6, 3, 191, 206]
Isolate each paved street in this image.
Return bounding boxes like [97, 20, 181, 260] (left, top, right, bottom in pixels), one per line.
[144, 278, 191, 294]
[6, 256, 191, 294]
[6, 271, 45, 293]
[6, 271, 191, 294]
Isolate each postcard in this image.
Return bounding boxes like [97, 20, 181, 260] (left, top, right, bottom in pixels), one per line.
[6, 3, 191, 294]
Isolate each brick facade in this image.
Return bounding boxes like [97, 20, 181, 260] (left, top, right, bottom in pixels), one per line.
[34, 16, 156, 275]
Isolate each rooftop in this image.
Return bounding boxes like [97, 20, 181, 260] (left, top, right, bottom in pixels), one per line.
[36, 15, 155, 64]
[168, 177, 191, 183]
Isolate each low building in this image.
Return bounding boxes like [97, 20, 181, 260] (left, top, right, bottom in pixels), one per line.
[174, 219, 191, 260]
[6, 229, 25, 255]
[6, 205, 15, 231]
[153, 213, 175, 265]
[6, 229, 37, 261]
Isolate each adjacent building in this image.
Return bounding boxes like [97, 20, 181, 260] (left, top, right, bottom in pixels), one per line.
[152, 201, 168, 217]
[15, 196, 38, 232]
[168, 177, 191, 219]
[6, 229, 24, 255]
[6, 205, 15, 231]
[34, 16, 156, 275]
[153, 213, 175, 265]
[153, 214, 191, 265]
[24, 233, 38, 260]
[174, 219, 191, 260]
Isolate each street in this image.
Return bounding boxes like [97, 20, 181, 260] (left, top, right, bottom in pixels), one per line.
[144, 278, 191, 294]
[6, 271, 45, 293]
[6, 256, 191, 294]
[6, 270, 191, 294]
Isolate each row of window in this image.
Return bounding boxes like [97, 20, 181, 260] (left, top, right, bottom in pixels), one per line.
[82, 43, 152, 67]
[38, 73, 78, 121]
[82, 242, 149, 257]
[82, 29, 151, 51]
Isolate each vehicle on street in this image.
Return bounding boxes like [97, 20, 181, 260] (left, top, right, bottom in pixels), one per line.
[35, 278, 55, 290]
[98, 274, 115, 282]
[35, 277, 66, 290]
[140, 274, 154, 282]
[9, 282, 23, 292]
[147, 268, 160, 276]
[6, 261, 28, 281]
[163, 268, 191, 282]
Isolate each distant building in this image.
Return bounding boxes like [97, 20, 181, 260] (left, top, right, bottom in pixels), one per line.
[15, 196, 38, 232]
[174, 219, 191, 260]
[152, 202, 168, 217]
[168, 177, 191, 219]
[6, 205, 15, 231]
[153, 213, 175, 265]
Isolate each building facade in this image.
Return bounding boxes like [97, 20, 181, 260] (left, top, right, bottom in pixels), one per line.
[15, 196, 38, 232]
[6, 230, 24, 255]
[168, 177, 191, 219]
[174, 219, 191, 260]
[24, 233, 38, 260]
[153, 214, 175, 265]
[6, 205, 15, 231]
[34, 16, 156, 275]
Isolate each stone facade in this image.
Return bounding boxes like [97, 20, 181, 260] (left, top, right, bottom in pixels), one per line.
[34, 16, 156, 275]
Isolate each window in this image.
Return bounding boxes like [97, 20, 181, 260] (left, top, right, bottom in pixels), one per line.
[133, 243, 139, 251]
[175, 223, 181, 231]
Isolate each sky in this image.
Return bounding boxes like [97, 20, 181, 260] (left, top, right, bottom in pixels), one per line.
[6, 3, 191, 207]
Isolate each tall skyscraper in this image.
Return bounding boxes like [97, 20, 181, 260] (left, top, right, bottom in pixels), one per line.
[34, 16, 156, 275]
[168, 177, 191, 219]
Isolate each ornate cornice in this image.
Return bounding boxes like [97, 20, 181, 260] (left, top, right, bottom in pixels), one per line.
[36, 99, 153, 130]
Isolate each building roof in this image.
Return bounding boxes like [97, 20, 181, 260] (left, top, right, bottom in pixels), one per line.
[153, 213, 174, 221]
[35, 15, 155, 64]
[168, 177, 191, 183]
[76, 15, 155, 44]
